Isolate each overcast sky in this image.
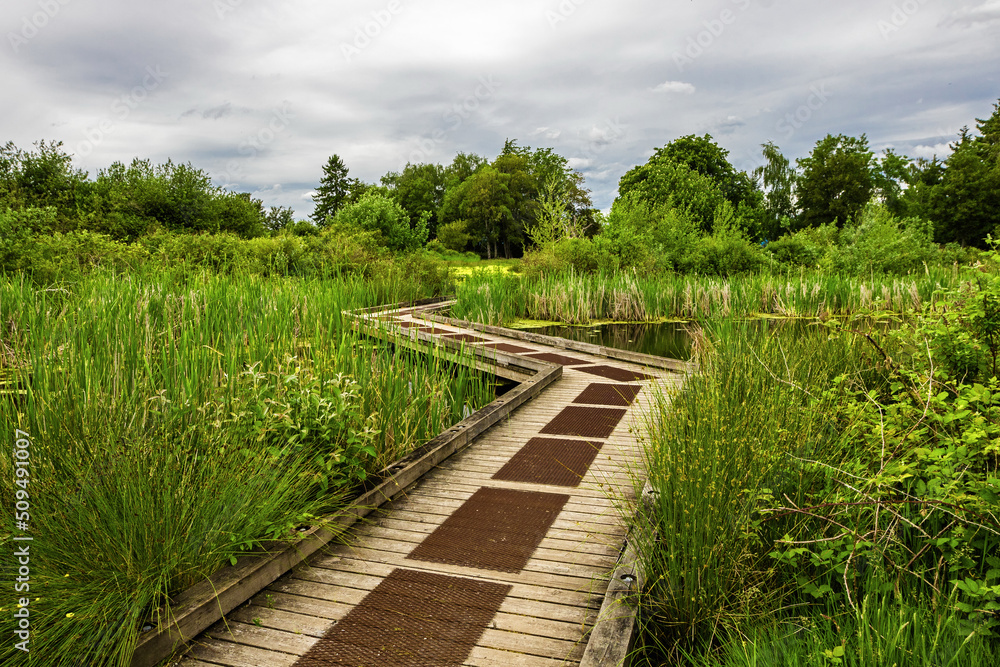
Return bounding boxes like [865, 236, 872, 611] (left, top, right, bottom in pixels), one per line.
[3, 0, 999, 218]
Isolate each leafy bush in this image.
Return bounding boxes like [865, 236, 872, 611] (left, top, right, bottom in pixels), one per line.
[1, 216, 148, 284]
[634, 297, 1000, 663]
[617, 147, 729, 231]
[333, 191, 429, 252]
[768, 205, 943, 275]
[766, 223, 839, 268]
[833, 203, 937, 274]
[91, 159, 267, 239]
[436, 219, 472, 251]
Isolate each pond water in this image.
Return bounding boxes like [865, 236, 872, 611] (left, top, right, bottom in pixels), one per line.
[516, 321, 695, 360]
[516, 319, 824, 361]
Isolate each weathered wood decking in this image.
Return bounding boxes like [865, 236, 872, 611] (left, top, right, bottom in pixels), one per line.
[169, 305, 685, 667]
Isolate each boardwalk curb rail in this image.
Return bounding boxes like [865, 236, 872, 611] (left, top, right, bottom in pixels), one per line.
[417, 304, 698, 374]
[578, 482, 655, 667]
[129, 301, 561, 667]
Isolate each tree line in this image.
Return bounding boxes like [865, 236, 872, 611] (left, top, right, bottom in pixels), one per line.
[308, 139, 595, 258]
[1, 98, 997, 271]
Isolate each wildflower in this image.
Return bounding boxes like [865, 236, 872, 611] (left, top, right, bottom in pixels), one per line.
[66, 613, 75, 618]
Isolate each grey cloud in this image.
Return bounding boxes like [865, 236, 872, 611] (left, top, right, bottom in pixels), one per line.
[202, 103, 234, 120]
[1, 0, 998, 219]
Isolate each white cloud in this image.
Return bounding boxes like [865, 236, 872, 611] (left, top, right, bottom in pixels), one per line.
[943, 0, 1000, 28]
[652, 80, 696, 95]
[910, 143, 954, 160]
[532, 126, 562, 139]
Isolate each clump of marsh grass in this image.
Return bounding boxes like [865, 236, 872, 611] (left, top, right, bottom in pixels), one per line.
[0, 268, 493, 666]
[628, 319, 858, 661]
[451, 269, 961, 326]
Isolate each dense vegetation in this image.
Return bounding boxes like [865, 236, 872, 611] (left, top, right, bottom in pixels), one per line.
[628, 259, 1000, 665]
[2, 99, 998, 283]
[0, 269, 495, 665]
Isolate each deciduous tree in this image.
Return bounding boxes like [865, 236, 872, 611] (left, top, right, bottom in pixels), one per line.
[795, 134, 876, 229]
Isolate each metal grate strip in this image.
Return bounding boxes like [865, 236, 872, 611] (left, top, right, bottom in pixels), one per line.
[575, 364, 654, 382]
[293, 568, 510, 667]
[406, 487, 569, 573]
[492, 437, 604, 487]
[523, 352, 592, 366]
[540, 405, 627, 438]
[573, 383, 642, 407]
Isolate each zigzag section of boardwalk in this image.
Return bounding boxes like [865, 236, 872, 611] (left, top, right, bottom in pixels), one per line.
[173, 305, 684, 667]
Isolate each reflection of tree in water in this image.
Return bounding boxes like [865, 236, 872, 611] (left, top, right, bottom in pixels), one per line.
[605, 322, 648, 349]
[535, 322, 694, 361]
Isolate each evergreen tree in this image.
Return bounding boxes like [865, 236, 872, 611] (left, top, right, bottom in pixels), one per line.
[926, 100, 1000, 247]
[311, 154, 351, 225]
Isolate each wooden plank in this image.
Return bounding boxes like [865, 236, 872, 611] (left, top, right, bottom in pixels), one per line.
[287, 557, 606, 610]
[478, 627, 582, 659]
[316, 533, 619, 575]
[363, 507, 625, 540]
[200, 620, 317, 654]
[222, 604, 331, 638]
[374, 504, 626, 534]
[248, 590, 350, 621]
[276, 566, 607, 608]
[335, 530, 619, 570]
[181, 637, 300, 666]
[420, 310, 694, 373]
[386, 488, 623, 521]
[284, 544, 607, 588]
[465, 645, 578, 667]
[579, 485, 652, 667]
[258, 578, 599, 628]
[360, 518, 623, 558]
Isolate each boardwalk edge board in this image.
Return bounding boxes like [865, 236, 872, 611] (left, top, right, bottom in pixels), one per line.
[129, 302, 561, 667]
[579, 483, 654, 667]
[417, 303, 698, 374]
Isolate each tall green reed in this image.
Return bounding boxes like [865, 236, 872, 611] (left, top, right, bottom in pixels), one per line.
[0, 268, 492, 666]
[630, 320, 862, 660]
[678, 590, 996, 667]
[452, 268, 964, 325]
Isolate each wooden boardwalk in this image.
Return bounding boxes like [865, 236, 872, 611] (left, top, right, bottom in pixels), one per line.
[171, 306, 684, 667]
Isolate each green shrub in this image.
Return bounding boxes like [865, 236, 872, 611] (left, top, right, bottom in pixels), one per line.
[833, 203, 937, 274]
[3, 224, 148, 284]
[766, 223, 839, 268]
[332, 191, 428, 252]
[436, 219, 472, 251]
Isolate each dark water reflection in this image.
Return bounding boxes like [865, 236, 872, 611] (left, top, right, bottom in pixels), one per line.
[518, 319, 824, 362]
